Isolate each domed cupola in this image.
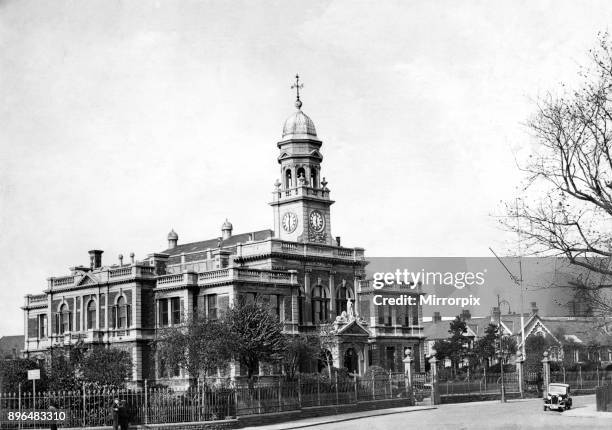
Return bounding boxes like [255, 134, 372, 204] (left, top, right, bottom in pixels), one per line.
[282, 106, 317, 139]
[281, 75, 318, 140]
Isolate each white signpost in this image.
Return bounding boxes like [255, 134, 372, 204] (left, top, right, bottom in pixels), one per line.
[27, 369, 40, 404]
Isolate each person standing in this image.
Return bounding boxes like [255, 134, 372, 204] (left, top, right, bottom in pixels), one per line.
[48, 402, 58, 430]
[111, 399, 120, 430]
[118, 399, 129, 430]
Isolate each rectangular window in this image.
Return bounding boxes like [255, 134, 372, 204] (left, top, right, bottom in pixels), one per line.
[378, 305, 385, 325]
[386, 346, 395, 371]
[37, 315, 47, 338]
[245, 292, 256, 305]
[412, 305, 419, 326]
[160, 299, 169, 327]
[260, 294, 280, 319]
[171, 297, 181, 325]
[384, 306, 392, 326]
[207, 295, 217, 320]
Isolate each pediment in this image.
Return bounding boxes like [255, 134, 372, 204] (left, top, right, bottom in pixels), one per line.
[77, 273, 99, 287]
[309, 150, 323, 160]
[337, 320, 370, 336]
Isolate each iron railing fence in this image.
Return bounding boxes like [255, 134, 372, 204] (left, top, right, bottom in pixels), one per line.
[0, 373, 409, 428]
[437, 372, 520, 396]
[550, 370, 611, 390]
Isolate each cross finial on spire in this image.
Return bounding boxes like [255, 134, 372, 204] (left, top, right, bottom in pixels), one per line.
[291, 74, 304, 109]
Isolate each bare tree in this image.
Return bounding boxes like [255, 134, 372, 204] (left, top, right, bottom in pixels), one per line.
[503, 33, 612, 315]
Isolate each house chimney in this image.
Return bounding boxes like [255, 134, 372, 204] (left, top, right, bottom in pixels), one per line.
[167, 229, 178, 249]
[88, 250, 103, 269]
[221, 219, 233, 240]
[531, 301, 538, 315]
[336, 236, 341, 246]
[491, 306, 501, 324]
[433, 311, 442, 323]
[461, 309, 471, 321]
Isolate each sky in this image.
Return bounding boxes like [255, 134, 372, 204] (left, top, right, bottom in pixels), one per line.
[2, 0, 612, 336]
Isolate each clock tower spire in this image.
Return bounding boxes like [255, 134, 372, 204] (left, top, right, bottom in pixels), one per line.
[270, 75, 334, 244]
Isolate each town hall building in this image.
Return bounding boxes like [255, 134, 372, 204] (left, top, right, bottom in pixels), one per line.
[22, 79, 425, 385]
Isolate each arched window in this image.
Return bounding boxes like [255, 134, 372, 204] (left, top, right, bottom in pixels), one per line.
[116, 296, 130, 329]
[297, 167, 306, 184]
[87, 300, 96, 330]
[285, 169, 293, 188]
[335, 286, 354, 315]
[335, 286, 354, 316]
[311, 169, 318, 188]
[311, 285, 329, 324]
[60, 304, 70, 334]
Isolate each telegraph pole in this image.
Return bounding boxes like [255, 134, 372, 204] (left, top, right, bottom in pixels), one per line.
[497, 294, 506, 403]
[489, 246, 526, 359]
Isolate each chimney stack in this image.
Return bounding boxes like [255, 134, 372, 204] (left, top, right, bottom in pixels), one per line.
[221, 219, 233, 240]
[88, 250, 103, 269]
[461, 309, 471, 321]
[491, 306, 501, 324]
[531, 301, 538, 315]
[167, 229, 178, 249]
[433, 311, 442, 323]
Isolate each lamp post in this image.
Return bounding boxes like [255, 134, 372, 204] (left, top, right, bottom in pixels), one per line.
[498, 350, 506, 403]
[516, 351, 524, 398]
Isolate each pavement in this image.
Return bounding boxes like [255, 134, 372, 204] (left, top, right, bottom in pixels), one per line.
[239, 405, 436, 430]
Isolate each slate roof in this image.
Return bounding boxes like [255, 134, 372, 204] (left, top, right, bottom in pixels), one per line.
[160, 229, 274, 256]
[423, 321, 476, 340]
[527, 317, 612, 346]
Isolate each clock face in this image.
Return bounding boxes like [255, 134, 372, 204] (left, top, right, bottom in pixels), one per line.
[309, 210, 325, 232]
[282, 212, 298, 233]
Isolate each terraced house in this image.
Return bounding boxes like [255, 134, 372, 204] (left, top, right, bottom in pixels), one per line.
[22, 87, 425, 386]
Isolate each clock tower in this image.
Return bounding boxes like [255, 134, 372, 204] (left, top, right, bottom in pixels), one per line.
[270, 75, 335, 245]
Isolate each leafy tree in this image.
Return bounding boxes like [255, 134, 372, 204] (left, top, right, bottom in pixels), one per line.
[500, 336, 518, 364]
[157, 314, 232, 382]
[0, 358, 43, 393]
[282, 334, 320, 379]
[46, 347, 80, 392]
[525, 335, 556, 373]
[432, 316, 470, 374]
[473, 324, 498, 367]
[79, 347, 133, 388]
[225, 300, 286, 382]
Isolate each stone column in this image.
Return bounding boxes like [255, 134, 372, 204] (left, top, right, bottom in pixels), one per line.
[542, 351, 550, 399]
[328, 273, 335, 315]
[403, 349, 414, 405]
[429, 356, 440, 405]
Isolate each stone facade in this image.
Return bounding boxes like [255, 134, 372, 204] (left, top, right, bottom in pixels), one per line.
[22, 94, 425, 384]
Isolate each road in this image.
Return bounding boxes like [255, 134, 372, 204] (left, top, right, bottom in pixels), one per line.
[312, 395, 612, 430]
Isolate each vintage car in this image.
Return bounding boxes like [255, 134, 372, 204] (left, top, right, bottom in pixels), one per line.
[543, 383, 572, 412]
